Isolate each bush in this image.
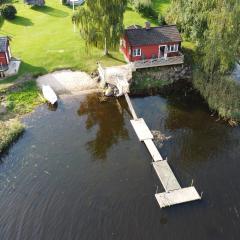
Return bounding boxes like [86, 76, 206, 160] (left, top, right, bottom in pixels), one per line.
[132, 0, 158, 19]
[158, 13, 166, 26]
[193, 69, 240, 122]
[1, 4, 17, 20]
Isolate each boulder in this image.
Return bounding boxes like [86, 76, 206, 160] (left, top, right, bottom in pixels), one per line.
[0, 103, 7, 114]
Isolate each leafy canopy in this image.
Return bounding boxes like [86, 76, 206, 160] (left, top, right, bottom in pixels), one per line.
[73, 0, 127, 54]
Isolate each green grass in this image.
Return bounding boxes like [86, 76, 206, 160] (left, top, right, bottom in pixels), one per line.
[0, 119, 24, 154]
[6, 80, 43, 115]
[152, 0, 170, 15]
[0, 0, 171, 80]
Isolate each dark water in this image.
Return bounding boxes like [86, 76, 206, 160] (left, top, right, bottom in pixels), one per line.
[0, 93, 240, 240]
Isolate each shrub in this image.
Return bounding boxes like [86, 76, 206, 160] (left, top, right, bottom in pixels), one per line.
[132, 0, 158, 19]
[1, 4, 17, 20]
[158, 13, 166, 26]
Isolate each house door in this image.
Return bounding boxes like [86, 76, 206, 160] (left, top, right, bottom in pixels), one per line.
[159, 45, 167, 58]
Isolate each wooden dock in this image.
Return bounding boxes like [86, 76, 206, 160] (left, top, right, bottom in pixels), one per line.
[124, 93, 201, 208]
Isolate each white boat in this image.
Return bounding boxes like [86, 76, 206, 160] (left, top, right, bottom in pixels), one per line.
[42, 85, 57, 105]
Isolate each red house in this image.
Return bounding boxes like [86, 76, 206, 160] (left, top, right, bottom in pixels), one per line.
[120, 23, 184, 68]
[0, 37, 12, 71]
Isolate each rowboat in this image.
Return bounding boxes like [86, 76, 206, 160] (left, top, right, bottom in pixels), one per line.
[42, 85, 57, 105]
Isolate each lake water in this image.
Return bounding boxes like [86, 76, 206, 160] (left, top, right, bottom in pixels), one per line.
[0, 93, 240, 240]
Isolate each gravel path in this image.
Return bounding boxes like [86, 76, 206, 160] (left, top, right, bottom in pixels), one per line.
[37, 70, 100, 95]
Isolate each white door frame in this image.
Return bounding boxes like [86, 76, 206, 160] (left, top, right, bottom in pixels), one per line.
[158, 45, 167, 59]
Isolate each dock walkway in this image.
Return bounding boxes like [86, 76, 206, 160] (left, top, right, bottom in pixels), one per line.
[124, 93, 201, 208]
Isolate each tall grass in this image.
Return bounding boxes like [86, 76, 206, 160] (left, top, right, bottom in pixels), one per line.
[0, 119, 24, 153]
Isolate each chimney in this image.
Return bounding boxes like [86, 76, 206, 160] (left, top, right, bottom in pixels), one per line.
[145, 22, 151, 30]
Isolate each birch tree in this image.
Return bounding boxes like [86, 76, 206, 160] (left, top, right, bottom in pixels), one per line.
[73, 0, 127, 55]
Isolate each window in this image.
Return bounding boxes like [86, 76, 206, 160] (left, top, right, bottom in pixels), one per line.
[133, 48, 141, 57]
[169, 44, 178, 52]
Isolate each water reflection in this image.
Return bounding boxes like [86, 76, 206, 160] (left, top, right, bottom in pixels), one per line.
[164, 97, 232, 164]
[78, 94, 129, 160]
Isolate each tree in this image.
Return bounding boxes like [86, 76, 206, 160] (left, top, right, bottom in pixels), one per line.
[167, 0, 240, 121]
[73, 0, 127, 55]
[167, 0, 240, 75]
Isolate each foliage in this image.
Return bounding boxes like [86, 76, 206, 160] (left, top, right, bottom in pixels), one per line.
[6, 81, 43, 115]
[0, 119, 24, 153]
[167, 0, 240, 121]
[193, 70, 240, 121]
[131, 67, 171, 93]
[1, 4, 17, 20]
[132, 0, 158, 19]
[73, 0, 127, 55]
[167, 0, 240, 75]
[158, 13, 166, 25]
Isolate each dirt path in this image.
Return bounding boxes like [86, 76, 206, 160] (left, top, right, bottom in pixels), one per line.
[37, 70, 100, 95]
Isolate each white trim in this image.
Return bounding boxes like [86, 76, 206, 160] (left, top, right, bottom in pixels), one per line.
[158, 45, 167, 59]
[168, 44, 179, 52]
[5, 52, 9, 64]
[8, 46, 12, 59]
[132, 48, 141, 57]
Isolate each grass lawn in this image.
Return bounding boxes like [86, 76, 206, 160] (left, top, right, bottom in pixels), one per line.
[0, 0, 171, 80]
[152, 0, 170, 15]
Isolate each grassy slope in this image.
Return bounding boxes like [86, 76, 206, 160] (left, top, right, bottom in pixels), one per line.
[0, 0, 170, 78]
[152, 0, 170, 15]
[0, 0, 171, 150]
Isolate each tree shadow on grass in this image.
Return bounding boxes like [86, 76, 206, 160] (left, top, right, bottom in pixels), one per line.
[0, 61, 47, 85]
[125, 5, 159, 26]
[0, 17, 4, 30]
[18, 61, 48, 77]
[10, 16, 33, 27]
[31, 5, 69, 18]
[106, 54, 126, 64]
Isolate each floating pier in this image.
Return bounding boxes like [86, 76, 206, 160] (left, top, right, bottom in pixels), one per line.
[124, 93, 201, 208]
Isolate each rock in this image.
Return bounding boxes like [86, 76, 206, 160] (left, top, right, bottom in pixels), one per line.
[152, 130, 172, 142]
[105, 86, 114, 97]
[0, 103, 7, 114]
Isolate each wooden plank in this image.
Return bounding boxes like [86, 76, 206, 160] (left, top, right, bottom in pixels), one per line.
[144, 139, 163, 161]
[130, 118, 153, 141]
[155, 187, 201, 208]
[124, 93, 138, 120]
[152, 160, 181, 192]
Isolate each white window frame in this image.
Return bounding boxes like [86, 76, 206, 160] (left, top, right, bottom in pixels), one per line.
[158, 45, 168, 58]
[132, 48, 141, 57]
[168, 44, 179, 52]
[8, 46, 12, 59]
[5, 52, 9, 64]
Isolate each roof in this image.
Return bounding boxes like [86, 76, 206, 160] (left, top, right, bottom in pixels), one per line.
[124, 25, 182, 47]
[0, 37, 8, 52]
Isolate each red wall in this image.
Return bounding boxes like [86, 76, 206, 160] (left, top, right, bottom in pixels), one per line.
[132, 44, 159, 61]
[121, 37, 181, 62]
[120, 36, 132, 61]
[0, 41, 10, 66]
[0, 52, 7, 65]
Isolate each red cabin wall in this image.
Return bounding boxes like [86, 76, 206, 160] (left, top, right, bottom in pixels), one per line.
[0, 52, 7, 65]
[120, 36, 132, 61]
[132, 44, 159, 61]
[121, 37, 181, 62]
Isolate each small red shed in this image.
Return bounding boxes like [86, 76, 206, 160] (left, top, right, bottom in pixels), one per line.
[121, 23, 182, 64]
[0, 37, 12, 70]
